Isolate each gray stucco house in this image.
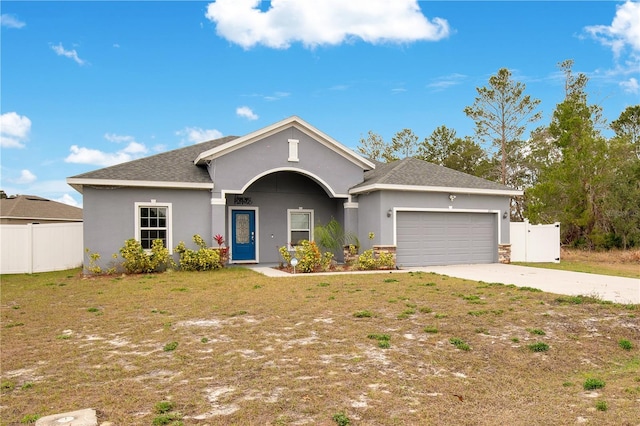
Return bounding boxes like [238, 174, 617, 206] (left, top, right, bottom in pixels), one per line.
[67, 116, 522, 269]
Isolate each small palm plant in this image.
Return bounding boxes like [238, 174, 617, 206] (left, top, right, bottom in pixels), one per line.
[314, 218, 359, 252]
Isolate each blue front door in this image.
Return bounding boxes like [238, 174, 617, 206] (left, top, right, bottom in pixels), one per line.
[231, 210, 256, 262]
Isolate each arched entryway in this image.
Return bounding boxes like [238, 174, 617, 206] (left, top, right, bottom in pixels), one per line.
[225, 171, 346, 264]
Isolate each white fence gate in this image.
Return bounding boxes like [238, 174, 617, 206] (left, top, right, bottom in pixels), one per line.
[510, 220, 560, 263]
[0, 223, 83, 274]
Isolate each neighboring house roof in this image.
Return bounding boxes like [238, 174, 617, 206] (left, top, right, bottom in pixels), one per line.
[350, 157, 523, 196]
[0, 195, 83, 221]
[67, 136, 239, 192]
[194, 116, 376, 170]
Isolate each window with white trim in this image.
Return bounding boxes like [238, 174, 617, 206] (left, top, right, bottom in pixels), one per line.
[288, 209, 313, 246]
[135, 202, 172, 253]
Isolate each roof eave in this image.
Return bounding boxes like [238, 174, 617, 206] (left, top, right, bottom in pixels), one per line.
[67, 178, 214, 193]
[349, 183, 523, 197]
[0, 216, 83, 222]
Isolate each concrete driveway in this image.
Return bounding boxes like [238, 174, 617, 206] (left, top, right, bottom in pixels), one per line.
[249, 263, 639, 304]
[412, 263, 639, 304]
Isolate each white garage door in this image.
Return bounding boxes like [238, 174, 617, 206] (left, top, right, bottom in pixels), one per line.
[396, 211, 497, 267]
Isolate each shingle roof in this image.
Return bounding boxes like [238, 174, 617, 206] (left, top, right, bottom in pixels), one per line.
[0, 195, 83, 221]
[350, 157, 518, 193]
[68, 136, 239, 184]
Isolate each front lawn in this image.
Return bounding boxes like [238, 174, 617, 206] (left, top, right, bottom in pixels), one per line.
[1, 268, 638, 425]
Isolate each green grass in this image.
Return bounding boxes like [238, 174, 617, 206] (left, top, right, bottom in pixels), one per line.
[619, 339, 633, 350]
[584, 378, 606, 390]
[527, 342, 550, 352]
[0, 267, 638, 425]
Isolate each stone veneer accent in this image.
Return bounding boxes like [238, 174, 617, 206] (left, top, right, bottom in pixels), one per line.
[343, 245, 397, 269]
[373, 245, 397, 269]
[343, 245, 359, 265]
[498, 244, 511, 264]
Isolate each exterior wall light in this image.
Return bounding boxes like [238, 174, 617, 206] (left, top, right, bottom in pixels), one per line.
[387, 209, 393, 218]
[449, 194, 456, 202]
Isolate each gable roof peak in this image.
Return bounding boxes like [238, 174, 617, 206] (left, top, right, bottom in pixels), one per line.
[194, 115, 375, 170]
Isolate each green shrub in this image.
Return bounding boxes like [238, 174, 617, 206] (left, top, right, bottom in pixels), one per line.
[296, 240, 323, 272]
[278, 245, 292, 265]
[356, 249, 378, 270]
[119, 238, 173, 274]
[175, 235, 221, 271]
[279, 240, 334, 272]
[85, 248, 103, 274]
[355, 248, 395, 270]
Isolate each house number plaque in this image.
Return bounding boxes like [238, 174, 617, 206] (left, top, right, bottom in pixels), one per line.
[234, 196, 252, 205]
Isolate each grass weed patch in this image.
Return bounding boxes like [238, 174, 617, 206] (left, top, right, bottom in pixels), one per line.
[584, 378, 606, 390]
[527, 342, 550, 352]
[163, 341, 179, 352]
[0, 267, 638, 425]
[449, 337, 471, 351]
[618, 339, 633, 350]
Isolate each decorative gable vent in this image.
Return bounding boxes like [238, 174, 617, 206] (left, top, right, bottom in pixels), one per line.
[288, 139, 299, 162]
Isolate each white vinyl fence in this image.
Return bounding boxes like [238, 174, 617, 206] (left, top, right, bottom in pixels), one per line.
[0, 223, 83, 274]
[510, 220, 561, 263]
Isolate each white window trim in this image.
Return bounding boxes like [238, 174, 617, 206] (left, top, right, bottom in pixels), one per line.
[135, 201, 173, 254]
[288, 138, 299, 162]
[287, 208, 314, 248]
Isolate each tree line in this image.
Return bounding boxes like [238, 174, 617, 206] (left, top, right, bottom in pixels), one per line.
[357, 60, 640, 250]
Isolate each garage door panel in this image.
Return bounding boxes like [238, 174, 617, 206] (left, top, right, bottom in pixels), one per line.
[396, 212, 497, 267]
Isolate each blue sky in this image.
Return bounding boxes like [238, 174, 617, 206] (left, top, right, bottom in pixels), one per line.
[1, 0, 639, 207]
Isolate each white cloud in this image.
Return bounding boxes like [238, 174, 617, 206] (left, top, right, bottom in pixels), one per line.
[55, 193, 81, 207]
[50, 42, 87, 65]
[427, 73, 467, 91]
[13, 169, 37, 185]
[65, 134, 148, 167]
[176, 127, 224, 144]
[104, 133, 135, 143]
[1, 13, 26, 29]
[65, 145, 132, 166]
[584, 1, 640, 57]
[0, 112, 31, 148]
[263, 91, 290, 101]
[205, 0, 450, 49]
[621, 77, 640, 94]
[236, 106, 258, 120]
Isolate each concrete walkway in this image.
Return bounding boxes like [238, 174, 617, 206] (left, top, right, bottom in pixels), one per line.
[246, 263, 639, 304]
